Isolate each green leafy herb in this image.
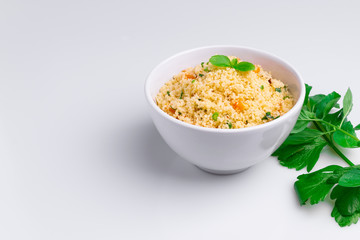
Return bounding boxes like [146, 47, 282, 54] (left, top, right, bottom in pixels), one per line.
[208, 55, 231, 67]
[201, 62, 204, 68]
[354, 124, 360, 130]
[204, 67, 210, 72]
[233, 61, 256, 71]
[273, 84, 360, 227]
[260, 85, 264, 90]
[191, 79, 196, 83]
[180, 90, 184, 99]
[262, 112, 274, 120]
[209, 55, 255, 72]
[212, 112, 219, 121]
[167, 91, 170, 96]
[273, 131, 327, 172]
[275, 87, 282, 93]
[227, 121, 233, 129]
[294, 164, 360, 227]
[199, 73, 204, 77]
[294, 165, 343, 205]
[283, 96, 290, 100]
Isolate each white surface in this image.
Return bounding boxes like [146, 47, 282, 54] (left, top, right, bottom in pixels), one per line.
[1, 0, 360, 239]
[145, 45, 305, 173]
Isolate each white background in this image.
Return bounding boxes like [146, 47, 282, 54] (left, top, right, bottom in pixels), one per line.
[1, 0, 360, 239]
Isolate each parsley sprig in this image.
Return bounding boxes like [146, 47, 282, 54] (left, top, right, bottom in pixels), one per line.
[209, 55, 255, 72]
[272, 84, 360, 227]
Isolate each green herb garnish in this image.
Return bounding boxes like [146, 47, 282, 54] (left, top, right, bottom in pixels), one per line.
[262, 112, 274, 120]
[272, 84, 360, 227]
[227, 121, 233, 129]
[199, 73, 204, 77]
[201, 62, 204, 68]
[179, 90, 184, 99]
[260, 85, 264, 90]
[191, 80, 196, 83]
[170, 105, 176, 110]
[212, 112, 219, 121]
[204, 67, 210, 72]
[209, 55, 255, 72]
[283, 96, 290, 100]
[275, 87, 282, 93]
[167, 91, 170, 96]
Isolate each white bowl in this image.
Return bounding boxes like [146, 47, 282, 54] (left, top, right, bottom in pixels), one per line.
[145, 46, 305, 174]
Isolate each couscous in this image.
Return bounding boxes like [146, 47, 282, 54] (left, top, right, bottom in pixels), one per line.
[155, 55, 294, 129]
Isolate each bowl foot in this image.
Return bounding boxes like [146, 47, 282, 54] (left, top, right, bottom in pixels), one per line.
[195, 165, 250, 175]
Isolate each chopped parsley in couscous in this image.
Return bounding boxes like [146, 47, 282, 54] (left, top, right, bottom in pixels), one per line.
[155, 55, 294, 129]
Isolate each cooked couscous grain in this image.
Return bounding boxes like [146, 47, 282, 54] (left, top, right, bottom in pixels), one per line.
[155, 56, 294, 129]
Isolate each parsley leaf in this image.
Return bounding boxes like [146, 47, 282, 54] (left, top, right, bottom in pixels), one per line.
[331, 205, 360, 227]
[333, 120, 359, 148]
[341, 88, 353, 125]
[272, 136, 327, 172]
[331, 185, 360, 216]
[275, 87, 281, 93]
[314, 91, 341, 119]
[290, 106, 316, 133]
[294, 164, 360, 227]
[304, 84, 312, 106]
[294, 165, 343, 205]
[338, 168, 360, 187]
[273, 84, 360, 227]
[283, 128, 324, 145]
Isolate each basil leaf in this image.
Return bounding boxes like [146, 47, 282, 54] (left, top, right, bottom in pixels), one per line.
[233, 61, 255, 72]
[354, 124, 360, 131]
[230, 58, 238, 67]
[338, 169, 360, 187]
[209, 55, 231, 67]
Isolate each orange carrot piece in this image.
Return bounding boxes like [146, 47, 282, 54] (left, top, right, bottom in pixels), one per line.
[232, 98, 245, 112]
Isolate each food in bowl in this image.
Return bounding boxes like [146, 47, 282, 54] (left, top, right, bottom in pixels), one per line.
[155, 55, 294, 129]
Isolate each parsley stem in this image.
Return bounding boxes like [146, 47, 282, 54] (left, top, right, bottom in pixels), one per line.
[313, 121, 355, 166]
[319, 120, 360, 142]
[302, 118, 360, 142]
